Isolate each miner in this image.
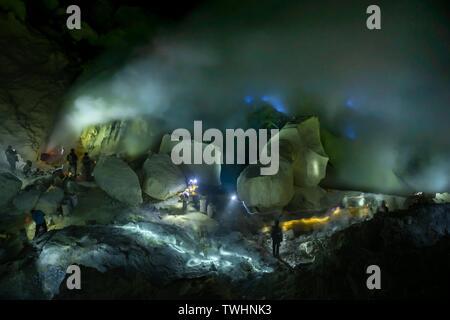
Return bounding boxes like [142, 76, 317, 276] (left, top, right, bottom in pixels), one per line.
[67, 148, 78, 176]
[4, 145, 19, 172]
[30, 208, 48, 239]
[379, 200, 389, 213]
[181, 191, 189, 213]
[81, 152, 93, 181]
[270, 219, 283, 258]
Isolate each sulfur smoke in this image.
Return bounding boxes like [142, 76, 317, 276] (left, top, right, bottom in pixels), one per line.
[49, 0, 450, 194]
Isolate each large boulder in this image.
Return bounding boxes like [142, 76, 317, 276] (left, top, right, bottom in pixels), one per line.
[0, 172, 22, 207]
[35, 186, 64, 215]
[237, 160, 294, 211]
[93, 156, 143, 206]
[266, 117, 329, 187]
[142, 154, 187, 200]
[159, 134, 221, 186]
[13, 188, 42, 212]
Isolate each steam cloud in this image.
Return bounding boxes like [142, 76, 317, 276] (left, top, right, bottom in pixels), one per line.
[51, 0, 450, 194]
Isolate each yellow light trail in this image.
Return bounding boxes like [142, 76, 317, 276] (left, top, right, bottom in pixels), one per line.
[262, 207, 343, 233]
[281, 216, 330, 231]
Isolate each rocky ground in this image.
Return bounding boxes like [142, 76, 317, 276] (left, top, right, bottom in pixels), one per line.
[0, 200, 448, 299]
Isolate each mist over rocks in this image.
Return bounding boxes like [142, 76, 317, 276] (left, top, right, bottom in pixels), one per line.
[0, 1, 446, 194]
[45, 0, 449, 194]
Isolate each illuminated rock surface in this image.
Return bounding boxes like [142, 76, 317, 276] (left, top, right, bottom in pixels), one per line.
[237, 160, 294, 211]
[237, 118, 329, 211]
[80, 118, 163, 158]
[142, 154, 187, 200]
[0, 221, 273, 299]
[93, 156, 143, 206]
[0, 204, 448, 299]
[269, 117, 329, 187]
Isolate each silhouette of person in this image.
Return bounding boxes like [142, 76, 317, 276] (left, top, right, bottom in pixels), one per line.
[5, 145, 18, 172]
[67, 148, 78, 176]
[271, 219, 283, 258]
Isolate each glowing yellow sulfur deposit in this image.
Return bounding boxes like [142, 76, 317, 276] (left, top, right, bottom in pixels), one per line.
[262, 215, 331, 233]
[281, 216, 330, 231]
[261, 205, 371, 234]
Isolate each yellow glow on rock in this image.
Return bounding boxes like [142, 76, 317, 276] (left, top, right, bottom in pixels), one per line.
[281, 216, 330, 231]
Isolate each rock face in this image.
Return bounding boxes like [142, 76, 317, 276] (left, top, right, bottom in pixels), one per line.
[35, 186, 64, 215]
[267, 117, 329, 187]
[237, 160, 294, 211]
[241, 204, 450, 300]
[279, 117, 328, 187]
[142, 154, 186, 200]
[0, 13, 77, 163]
[237, 117, 328, 212]
[0, 221, 272, 299]
[159, 134, 221, 186]
[0, 172, 22, 208]
[80, 118, 164, 159]
[93, 156, 143, 206]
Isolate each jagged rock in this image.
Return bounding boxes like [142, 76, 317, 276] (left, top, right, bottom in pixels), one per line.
[79, 118, 163, 158]
[0, 172, 22, 208]
[35, 186, 64, 215]
[237, 160, 294, 211]
[381, 204, 450, 247]
[93, 156, 143, 206]
[142, 154, 186, 200]
[159, 134, 221, 186]
[266, 117, 328, 187]
[0, 222, 271, 299]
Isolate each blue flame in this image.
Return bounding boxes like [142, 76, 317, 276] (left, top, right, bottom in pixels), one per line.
[244, 95, 254, 105]
[260, 95, 286, 113]
[345, 98, 359, 110]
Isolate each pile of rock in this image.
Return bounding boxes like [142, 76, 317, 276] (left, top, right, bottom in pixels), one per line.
[237, 117, 329, 211]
